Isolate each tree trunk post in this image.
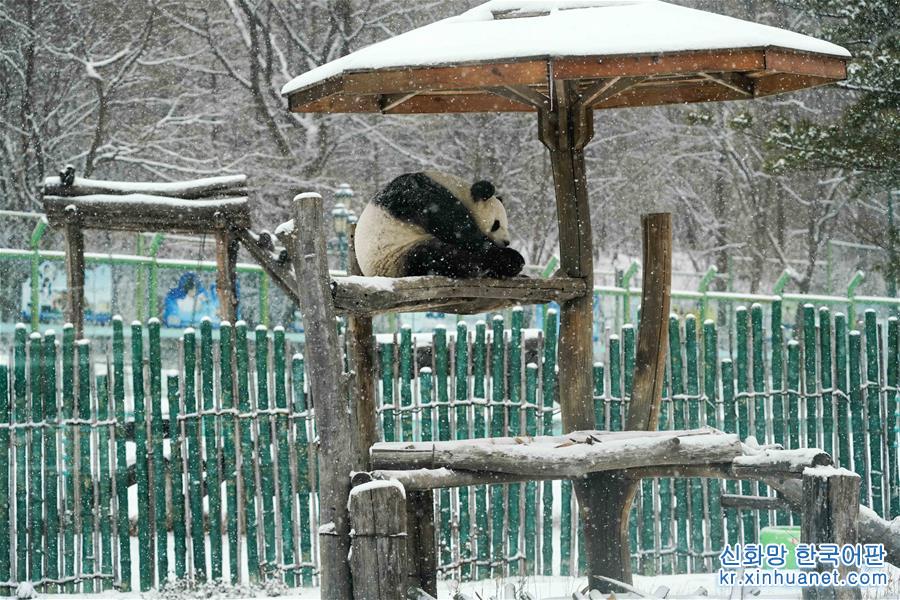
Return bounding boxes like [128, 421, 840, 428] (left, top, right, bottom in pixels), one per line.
[347, 223, 378, 469]
[801, 467, 862, 600]
[63, 207, 85, 337]
[405, 490, 437, 596]
[348, 480, 409, 600]
[288, 192, 354, 599]
[539, 80, 672, 592]
[215, 228, 239, 323]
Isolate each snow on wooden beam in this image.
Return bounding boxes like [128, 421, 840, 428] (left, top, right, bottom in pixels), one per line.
[42, 194, 250, 233]
[370, 428, 744, 478]
[331, 274, 587, 315]
[42, 174, 247, 199]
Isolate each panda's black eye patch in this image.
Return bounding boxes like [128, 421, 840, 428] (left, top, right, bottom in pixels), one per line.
[491, 220, 501, 232]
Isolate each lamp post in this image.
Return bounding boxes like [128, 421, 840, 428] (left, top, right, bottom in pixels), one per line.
[332, 202, 349, 272]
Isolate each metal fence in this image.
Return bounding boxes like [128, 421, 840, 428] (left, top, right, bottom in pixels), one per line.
[0, 299, 897, 593]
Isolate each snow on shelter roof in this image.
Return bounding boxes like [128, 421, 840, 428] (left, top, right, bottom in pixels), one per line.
[282, 0, 850, 108]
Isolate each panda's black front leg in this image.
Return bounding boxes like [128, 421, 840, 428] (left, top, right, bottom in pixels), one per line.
[405, 240, 524, 279]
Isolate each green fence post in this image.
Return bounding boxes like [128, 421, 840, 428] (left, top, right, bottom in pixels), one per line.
[864, 310, 883, 516]
[846, 271, 865, 327]
[379, 341, 396, 442]
[168, 372, 187, 579]
[58, 324, 76, 592]
[770, 299, 785, 447]
[29, 332, 44, 586]
[524, 363, 538, 575]
[200, 319, 223, 581]
[819, 308, 835, 458]
[420, 368, 434, 443]
[834, 314, 851, 469]
[130, 322, 153, 591]
[149, 319, 168, 585]
[13, 325, 27, 584]
[489, 315, 506, 576]
[473, 320, 490, 580]
[434, 325, 453, 573]
[508, 308, 523, 576]
[656, 363, 671, 575]
[668, 316, 689, 573]
[888, 317, 899, 517]
[623, 323, 640, 573]
[235, 322, 260, 582]
[77, 340, 95, 593]
[184, 329, 207, 580]
[802, 304, 818, 450]
[609, 334, 622, 432]
[848, 330, 867, 504]
[750, 304, 770, 529]
[111, 319, 131, 591]
[721, 359, 740, 542]
[400, 326, 414, 442]
[96, 375, 113, 589]
[254, 326, 277, 573]
[702, 319, 723, 568]
[454, 321, 472, 579]
[541, 309, 558, 577]
[684, 315, 706, 570]
[291, 353, 312, 586]
[0, 364, 9, 592]
[273, 327, 294, 586]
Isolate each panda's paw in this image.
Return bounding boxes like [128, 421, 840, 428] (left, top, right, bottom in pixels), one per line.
[487, 247, 525, 278]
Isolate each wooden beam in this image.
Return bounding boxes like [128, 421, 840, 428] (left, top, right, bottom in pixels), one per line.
[230, 223, 301, 306]
[379, 92, 419, 112]
[346, 225, 378, 470]
[627, 213, 672, 431]
[405, 491, 437, 597]
[63, 208, 85, 337]
[43, 194, 250, 233]
[331, 275, 587, 315]
[720, 494, 792, 511]
[700, 72, 755, 96]
[288, 192, 355, 598]
[553, 48, 768, 80]
[578, 76, 647, 110]
[765, 47, 848, 79]
[370, 430, 742, 477]
[486, 85, 549, 110]
[801, 467, 861, 600]
[215, 229, 239, 323]
[42, 174, 247, 199]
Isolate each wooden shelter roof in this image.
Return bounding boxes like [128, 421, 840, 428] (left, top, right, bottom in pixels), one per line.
[283, 0, 849, 115]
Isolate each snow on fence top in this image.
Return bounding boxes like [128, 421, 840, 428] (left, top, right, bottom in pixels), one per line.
[282, 0, 849, 96]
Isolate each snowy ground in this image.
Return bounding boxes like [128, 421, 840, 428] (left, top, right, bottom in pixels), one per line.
[22, 567, 899, 600]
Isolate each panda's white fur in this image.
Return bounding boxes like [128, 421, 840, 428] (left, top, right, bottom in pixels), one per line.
[355, 171, 513, 277]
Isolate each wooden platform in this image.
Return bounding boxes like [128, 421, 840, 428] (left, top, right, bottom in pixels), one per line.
[330, 274, 588, 315]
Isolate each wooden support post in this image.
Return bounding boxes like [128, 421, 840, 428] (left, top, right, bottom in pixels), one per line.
[288, 193, 354, 599]
[215, 228, 239, 323]
[801, 467, 862, 600]
[540, 80, 673, 591]
[63, 207, 85, 337]
[348, 480, 409, 600]
[405, 491, 437, 597]
[347, 224, 378, 469]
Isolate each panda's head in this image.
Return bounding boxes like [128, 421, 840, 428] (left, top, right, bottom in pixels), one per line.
[469, 180, 511, 248]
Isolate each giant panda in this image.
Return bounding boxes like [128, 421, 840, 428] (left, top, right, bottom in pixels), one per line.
[354, 171, 525, 279]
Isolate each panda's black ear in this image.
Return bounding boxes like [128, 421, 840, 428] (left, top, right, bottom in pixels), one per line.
[471, 180, 495, 202]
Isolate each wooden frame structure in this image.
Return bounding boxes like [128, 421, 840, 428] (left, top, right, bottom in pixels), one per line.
[279, 9, 850, 596]
[41, 172, 250, 336]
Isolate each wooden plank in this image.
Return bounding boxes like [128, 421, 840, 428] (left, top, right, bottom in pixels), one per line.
[348, 480, 409, 600]
[63, 214, 85, 337]
[720, 494, 792, 511]
[801, 467, 862, 600]
[341, 60, 547, 95]
[42, 174, 247, 199]
[754, 73, 835, 97]
[287, 192, 354, 598]
[700, 72, 755, 96]
[43, 194, 250, 232]
[331, 275, 587, 315]
[553, 48, 767, 79]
